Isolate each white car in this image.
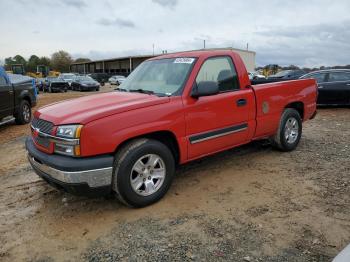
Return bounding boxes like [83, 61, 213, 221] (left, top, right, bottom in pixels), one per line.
[248, 72, 266, 80]
[109, 75, 126, 85]
[59, 73, 77, 87]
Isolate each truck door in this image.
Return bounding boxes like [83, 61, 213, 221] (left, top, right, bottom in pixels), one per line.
[0, 75, 14, 119]
[184, 56, 255, 159]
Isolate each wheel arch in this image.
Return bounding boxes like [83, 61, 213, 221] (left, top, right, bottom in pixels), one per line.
[114, 130, 181, 165]
[285, 101, 304, 120]
[22, 95, 32, 106]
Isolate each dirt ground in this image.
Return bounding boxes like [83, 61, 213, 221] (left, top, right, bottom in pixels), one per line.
[0, 87, 349, 262]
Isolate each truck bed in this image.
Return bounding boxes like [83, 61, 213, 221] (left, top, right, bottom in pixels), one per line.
[251, 78, 317, 139]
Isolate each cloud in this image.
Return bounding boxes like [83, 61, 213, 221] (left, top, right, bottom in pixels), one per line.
[61, 0, 87, 8]
[72, 48, 152, 60]
[96, 18, 135, 28]
[152, 0, 178, 9]
[253, 20, 350, 67]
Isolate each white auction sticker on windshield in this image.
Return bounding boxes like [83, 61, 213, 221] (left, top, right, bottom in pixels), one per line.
[174, 58, 195, 64]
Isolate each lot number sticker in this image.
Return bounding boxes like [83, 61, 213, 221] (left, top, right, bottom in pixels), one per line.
[174, 58, 195, 64]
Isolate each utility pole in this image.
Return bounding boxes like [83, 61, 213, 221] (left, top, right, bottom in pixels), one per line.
[203, 39, 206, 49]
[152, 44, 155, 55]
[246, 43, 249, 50]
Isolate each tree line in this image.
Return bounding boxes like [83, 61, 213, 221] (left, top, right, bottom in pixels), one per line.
[4, 50, 91, 73]
[256, 64, 350, 73]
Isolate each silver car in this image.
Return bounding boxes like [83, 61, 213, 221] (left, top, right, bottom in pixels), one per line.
[108, 75, 126, 85]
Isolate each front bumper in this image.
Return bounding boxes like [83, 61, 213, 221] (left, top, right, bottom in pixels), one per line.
[26, 137, 113, 197]
[80, 85, 99, 91]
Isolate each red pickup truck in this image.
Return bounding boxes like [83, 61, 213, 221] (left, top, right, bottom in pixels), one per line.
[26, 50, 317, 207]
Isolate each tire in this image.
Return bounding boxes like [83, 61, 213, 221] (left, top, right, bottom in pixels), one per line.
[15, 100, 31, 125]
[270, 108, 302, 151]
[113, 138, 175, 208]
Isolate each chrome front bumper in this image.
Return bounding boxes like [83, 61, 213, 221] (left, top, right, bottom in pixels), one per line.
[28, 155, 113, 188]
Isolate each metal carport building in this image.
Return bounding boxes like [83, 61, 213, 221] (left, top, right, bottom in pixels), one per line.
[70, 55, 155, 75]
[70, 48, 256, 75]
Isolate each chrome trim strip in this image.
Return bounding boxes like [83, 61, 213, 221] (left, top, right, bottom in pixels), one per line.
[28, 155, 113, 188]
[31, 125, 80, 145]
[0, 117, 15, 126]
[190, 126, 248, 144]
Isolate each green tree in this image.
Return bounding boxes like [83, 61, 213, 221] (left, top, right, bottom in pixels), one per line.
[74, 58, 91, 63]
[27, 55, 40, 72]
[38, 56, 51, 66]
[4, 57, 15, 70]
[50, 50, 73, 72]
[13, 55, 27, 66]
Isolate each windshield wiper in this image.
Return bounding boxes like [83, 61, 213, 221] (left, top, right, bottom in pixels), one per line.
[129, 89, 154, 95]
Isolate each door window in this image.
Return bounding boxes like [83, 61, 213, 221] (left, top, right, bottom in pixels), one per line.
[196, 56, 239, 92]
[0, 76, 7, 86]
[328, 72, 350, 82]
[307, 73, 327, 83]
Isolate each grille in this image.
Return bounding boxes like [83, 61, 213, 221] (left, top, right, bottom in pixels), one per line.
[32, 117, 54, 134]
[31, 118, 54, 149]
[34, 135, 50, 148]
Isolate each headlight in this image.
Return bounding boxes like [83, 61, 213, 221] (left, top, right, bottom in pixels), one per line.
[55, 125, 83, 156]
[56, 125, 81, 138]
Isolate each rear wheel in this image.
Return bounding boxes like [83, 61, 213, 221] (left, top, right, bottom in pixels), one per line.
[113, 138, 175, 208]
[15, 100, 31, 125]
[270, 108, 302, 151]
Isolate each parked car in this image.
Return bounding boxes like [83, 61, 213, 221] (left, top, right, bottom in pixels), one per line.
[109, 75, 126, 85]
[44, 77, 69, 93]
[88, 73, 110, 85]
[58, 73, 76, 88]
[0, 67, 37, 125]
[268, 70, 306, 80]
[300, 69, 350, 105]
[71, 76, 100, 91]
[26, 50, 317, 208]
[248, 71, 265, 80]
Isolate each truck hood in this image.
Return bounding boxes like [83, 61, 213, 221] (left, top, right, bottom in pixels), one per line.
[36, 92, 170, 125]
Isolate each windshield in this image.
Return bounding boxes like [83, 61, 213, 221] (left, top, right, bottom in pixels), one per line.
[61, 74, 75, 79]
[273, 70, 293, 77]
[77, 76, 94, 81]
[120, 58, 195, 96]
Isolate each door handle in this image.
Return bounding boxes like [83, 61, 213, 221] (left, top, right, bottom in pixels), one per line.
[346, 83, 350, 86]
[318, 86, 323, 89]
[236, 98, 247, 107]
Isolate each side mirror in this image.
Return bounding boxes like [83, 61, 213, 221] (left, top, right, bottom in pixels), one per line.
[191, 81, 219, 98]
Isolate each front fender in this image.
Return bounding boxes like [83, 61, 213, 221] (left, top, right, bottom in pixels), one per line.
[80, 97, 187, 161]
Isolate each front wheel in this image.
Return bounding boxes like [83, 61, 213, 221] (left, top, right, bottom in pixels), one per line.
[270, 108, 302, 151]
[113, 138, 175, 208]
[15, 100, 31, 125]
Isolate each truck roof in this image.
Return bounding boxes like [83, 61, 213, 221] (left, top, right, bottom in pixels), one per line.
[149, 49, 245, 61]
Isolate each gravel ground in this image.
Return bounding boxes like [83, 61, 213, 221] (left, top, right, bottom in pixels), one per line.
[0, 89, 349, 262]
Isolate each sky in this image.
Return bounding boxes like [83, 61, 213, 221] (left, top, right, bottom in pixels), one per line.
[0, 0, 349, 67]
